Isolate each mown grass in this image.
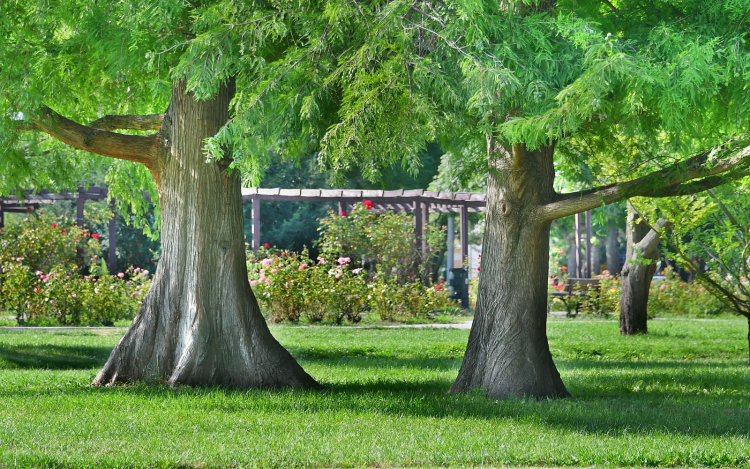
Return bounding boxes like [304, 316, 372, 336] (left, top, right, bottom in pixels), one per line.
[1, 318, 749, 468]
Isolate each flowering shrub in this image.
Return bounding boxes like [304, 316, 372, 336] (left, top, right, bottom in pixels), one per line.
[317, 202, 442, 283]
[0, 215, 150, 326]
[0, 214, 100, 273]
[546, 264, 727, 317]
[248, 246, 454, 323]
[648, 267, 726, 317]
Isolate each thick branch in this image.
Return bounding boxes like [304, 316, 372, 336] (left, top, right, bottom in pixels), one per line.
[633, 218, 672, 260]
[88, 114, 163, 131]
[19, 107, 158, 166]
[539, 140, 750, 221]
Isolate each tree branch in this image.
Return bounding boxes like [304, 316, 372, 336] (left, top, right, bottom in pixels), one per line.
[88, 114, 163, 131]
[538, 140, 750, 221]
[16, 107, 158, 167]
[633, 218, 672, 260]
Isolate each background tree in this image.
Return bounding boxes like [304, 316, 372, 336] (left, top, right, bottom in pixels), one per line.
[644, 182, 750, 365]
[240, 0, 750, 398]
[619, 203, 671, 335]
[2, 1, 318, 388]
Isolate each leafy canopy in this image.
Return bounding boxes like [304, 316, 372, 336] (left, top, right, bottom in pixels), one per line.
[2, 0, 749, 208]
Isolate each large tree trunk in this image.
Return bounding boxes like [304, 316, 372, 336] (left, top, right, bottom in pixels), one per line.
[450, 142, 569, 399]
[606, 224, 621, 275]
[619, 204, 670, 335]
[93, 81, 318, 388]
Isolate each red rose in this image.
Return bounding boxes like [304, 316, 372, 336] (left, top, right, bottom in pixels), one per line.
[264, 242, 270, 248]
[363, 200, 374, 210]
[91, 233, 100, 240]
[561, 266, 567, 271]
[26, 206, 32, 212]
[52, 223, 57, 228]
[61, 229, 66, 233]
[340, 211, 346, 217]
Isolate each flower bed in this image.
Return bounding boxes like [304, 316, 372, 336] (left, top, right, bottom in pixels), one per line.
[248, 247, 454, 324]
[0, 214, 150, 326]
[248, 202, 455, 324]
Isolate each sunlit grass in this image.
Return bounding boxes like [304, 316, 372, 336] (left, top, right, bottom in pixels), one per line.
[1, 318, 749, 468]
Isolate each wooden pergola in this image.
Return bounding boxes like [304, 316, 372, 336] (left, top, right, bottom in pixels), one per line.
[241, 188, 487, 263]
[1, 187, 490, 288]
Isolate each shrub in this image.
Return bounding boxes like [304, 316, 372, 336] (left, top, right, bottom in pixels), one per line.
[247, 246, 454, 324]
[648, 267, 727, 317]
[317, 202, 442, 283]
[0, 214, 150, 326]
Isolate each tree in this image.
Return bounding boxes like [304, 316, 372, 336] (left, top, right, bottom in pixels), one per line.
[647, 183, 750, 365]
[240, 0, 750, 398]
[2, 2, 317, 388]
[619, 203, 671, 335]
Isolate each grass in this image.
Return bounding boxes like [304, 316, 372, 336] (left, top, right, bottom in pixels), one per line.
[0, 318, 749, 468]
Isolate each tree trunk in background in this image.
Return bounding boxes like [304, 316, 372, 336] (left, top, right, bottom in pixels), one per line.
[93, 81, 318, 388]
[592, 239, 602, 275]
[606, 225, 621, 275]
[450, 142, 569, 399]
[619, 204, 670, 335]
[565, 233, 577, 275]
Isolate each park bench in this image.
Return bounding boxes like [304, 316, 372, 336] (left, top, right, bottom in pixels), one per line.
[548, 277, 601, 317]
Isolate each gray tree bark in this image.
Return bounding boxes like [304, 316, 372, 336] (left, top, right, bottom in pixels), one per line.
[450, 142, 569, 399]
[619, 203, 671, 335]
[93, 80, 319, 388]
[606, 225, 621, 275]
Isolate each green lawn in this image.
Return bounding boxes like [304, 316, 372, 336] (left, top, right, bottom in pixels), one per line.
[1, 319, 749, 468]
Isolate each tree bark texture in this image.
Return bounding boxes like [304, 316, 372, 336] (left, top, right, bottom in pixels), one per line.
[619, 204, 670, 335]
[450, 142, 569, 399]
[606, 225, 621, 275]
[93, 81, 318, 388]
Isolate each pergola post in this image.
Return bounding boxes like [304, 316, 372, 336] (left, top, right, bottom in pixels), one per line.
[459, 204, 469, 308]
[414, 199, 423, 252]
[252, 198, 261, 252]
[446, 215, 454, 282]
[76, 186, 85, 228]
[108, 199, 117, 274]
[585, 210, 592, 277]
[574, 212, 582, 278]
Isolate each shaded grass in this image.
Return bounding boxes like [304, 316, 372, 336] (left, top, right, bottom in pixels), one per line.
[0, 319, 749, 468]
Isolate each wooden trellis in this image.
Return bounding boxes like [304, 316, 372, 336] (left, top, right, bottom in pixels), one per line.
[241, 188, 486, 267]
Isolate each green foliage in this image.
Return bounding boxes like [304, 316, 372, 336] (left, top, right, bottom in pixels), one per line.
[248, 245, 454, 324]
[317, 202, 443, 283]
[0, 214, 150, 325]
[639, 180, 750, 320]
[0, 213, 99, 274]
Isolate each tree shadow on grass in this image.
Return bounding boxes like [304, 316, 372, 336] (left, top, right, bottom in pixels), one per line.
[0, 343, 111, 370]
[2, 338, 749, 439]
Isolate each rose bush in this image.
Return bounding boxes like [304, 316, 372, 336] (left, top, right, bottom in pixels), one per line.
[316, 202, 443, 283]
[547, 265, 727, 318]
[0, 214, 150, 326]
[248, 246, 455, 324]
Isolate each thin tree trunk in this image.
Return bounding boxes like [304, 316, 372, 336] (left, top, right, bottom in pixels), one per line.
[606, 225, 620, 275]
[93, 80, 318, 388]
[747, 316, 750, 366]
[565, 233, 577, 275]
[619, 204, 670, 335]
[450, 142, 569, 399]
[592, 239, 602, 275]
